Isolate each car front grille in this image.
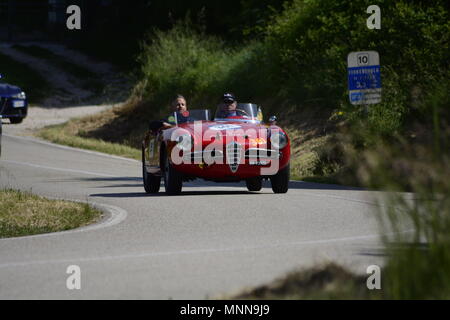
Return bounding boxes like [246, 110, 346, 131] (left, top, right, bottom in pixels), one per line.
[226, 141, 244, 173]
[245, 148, 281, 159]
[183, 149, 224, 163]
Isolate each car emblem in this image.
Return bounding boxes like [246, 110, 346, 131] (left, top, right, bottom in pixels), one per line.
[226, 141, 243, 173]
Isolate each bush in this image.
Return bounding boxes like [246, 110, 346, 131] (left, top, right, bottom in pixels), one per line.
[357, 80, 450, 299]
[265, 0, 449, 131]
[135, 21, 269, 118]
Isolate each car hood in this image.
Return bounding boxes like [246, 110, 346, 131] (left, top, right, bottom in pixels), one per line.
[0, 83, 22, 97]
[163, 120, 286, 144]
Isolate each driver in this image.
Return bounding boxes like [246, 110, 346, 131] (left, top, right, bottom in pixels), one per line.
[217, 93, 239, 118]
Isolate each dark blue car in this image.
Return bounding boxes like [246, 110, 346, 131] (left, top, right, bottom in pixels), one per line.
[0, 74, 28, 124]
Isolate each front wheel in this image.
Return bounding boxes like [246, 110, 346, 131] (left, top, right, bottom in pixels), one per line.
[246, 177, 262, 191]
[142, 149, 161, 193]
[270, 163, 290, 193]
[163, 156, 183, 195]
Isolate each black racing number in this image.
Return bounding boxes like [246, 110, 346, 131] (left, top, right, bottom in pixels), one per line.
[358, 55, 369, 65]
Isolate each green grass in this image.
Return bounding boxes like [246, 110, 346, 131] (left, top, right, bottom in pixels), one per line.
[38, 122, 141, 160]
[0, 52, 51, 104]
[0, 189, 102, 238]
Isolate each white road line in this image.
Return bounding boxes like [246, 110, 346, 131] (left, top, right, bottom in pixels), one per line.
[0, 230, 414, 269]
[1, 159, 118, 178]
[3, 134, 139, 163]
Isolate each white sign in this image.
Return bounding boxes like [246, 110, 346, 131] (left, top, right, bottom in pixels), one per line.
[209, 124, 242, 131]
[347, 51, 382, 105]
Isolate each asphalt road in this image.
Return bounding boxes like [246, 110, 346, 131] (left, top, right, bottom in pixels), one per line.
[0, 132, 399, 299]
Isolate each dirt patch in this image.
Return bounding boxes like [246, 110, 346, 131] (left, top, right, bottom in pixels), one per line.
[1, 104, 114, 137]
[1, 42, 131, 136]
[0, 44, 93, 107]
[0, 42, 132, 107]
[229, 263, 376, 299]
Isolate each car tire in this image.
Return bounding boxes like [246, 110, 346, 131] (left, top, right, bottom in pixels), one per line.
[142, 149, 161, 193]
[163, 155, 183, 195]
[246, 177, 262, 191]
[270, 163, 290, 194]
[9, 118, 23, 124]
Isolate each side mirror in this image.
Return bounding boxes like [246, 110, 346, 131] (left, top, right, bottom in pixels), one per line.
[268, 115, 277, 125]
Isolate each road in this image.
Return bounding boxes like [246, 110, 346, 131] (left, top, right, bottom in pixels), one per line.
[0, 131, 394, 299]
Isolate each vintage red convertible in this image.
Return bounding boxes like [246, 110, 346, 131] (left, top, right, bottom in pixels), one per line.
[142, 103, 291, 195]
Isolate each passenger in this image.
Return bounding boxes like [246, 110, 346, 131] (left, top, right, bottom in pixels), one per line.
[149, 94, 188, 131]
[162, 94, 188, 127]
[171, 94, 188, 113]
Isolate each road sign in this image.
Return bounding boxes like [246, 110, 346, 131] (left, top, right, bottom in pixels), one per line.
[347, 51, 381, 105]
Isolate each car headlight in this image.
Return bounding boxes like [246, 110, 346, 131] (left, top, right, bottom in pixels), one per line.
[270, 131, 288, 149]
[12, 92, 26, 100]
[176, 134, 192, 151]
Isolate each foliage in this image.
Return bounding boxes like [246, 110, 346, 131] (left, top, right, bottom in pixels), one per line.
[356, 79, 450, 299]
[135, 21, 270, 117]
[265, 0, 450, 132]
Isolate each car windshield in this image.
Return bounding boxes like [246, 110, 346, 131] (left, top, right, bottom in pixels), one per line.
[214, 103, 263, 123]
[167, 109, 210, 125]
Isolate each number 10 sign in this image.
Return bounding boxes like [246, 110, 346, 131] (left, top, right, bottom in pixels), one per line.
[347, 51, 382, 105]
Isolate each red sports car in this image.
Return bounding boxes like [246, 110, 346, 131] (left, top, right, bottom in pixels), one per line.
[142, 103, 290, 195]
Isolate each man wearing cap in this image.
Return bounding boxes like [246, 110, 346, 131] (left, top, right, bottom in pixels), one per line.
[217, 93, 239, 118]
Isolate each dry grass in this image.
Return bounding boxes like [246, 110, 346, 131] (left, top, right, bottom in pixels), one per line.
[227, 263, 380, 300]
[0, 189, 102, 238]
[37, 110, 141, 161]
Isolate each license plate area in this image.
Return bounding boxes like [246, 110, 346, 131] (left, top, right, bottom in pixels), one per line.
[13, 100, 25, 108]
